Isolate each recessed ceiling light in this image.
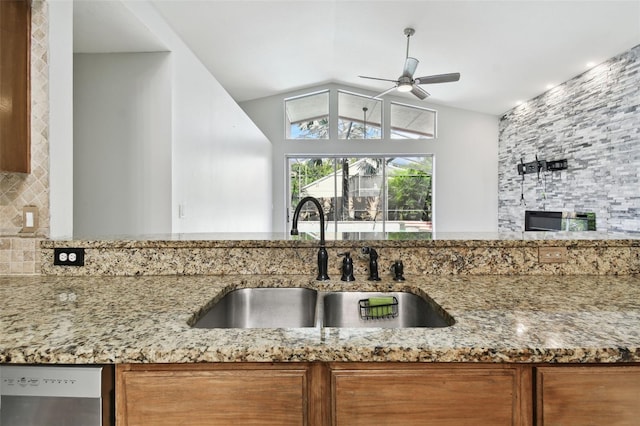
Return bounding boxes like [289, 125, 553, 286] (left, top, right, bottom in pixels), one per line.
[586, 61, 596, 68]
[546, 84, 555, 90]
[515, 100, 524, 106]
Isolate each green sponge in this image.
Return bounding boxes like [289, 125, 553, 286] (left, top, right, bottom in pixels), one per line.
[368, 297, 394, 317]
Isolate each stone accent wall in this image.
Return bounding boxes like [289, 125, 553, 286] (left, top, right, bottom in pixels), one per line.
[498, 45, 640, 233]
[0, 2, 48, 274]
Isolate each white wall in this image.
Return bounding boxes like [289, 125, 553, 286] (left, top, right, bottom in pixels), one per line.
[123, 2, 273, 234]
[240, 83, 499, 233]
[48, 1, 74, 238]
[74, 52, 172, 236]
[51, 1, 273, 238]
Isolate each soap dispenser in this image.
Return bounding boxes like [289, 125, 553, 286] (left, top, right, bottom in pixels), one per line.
[339, 252, 355, 282]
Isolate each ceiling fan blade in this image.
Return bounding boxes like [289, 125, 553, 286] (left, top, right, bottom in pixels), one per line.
[410, 85, 430, 100]
[359, 75, 400, 83]
[402, 57, 419, 77]
[371, 86, 398, 100]
[415, 72, 461, 85]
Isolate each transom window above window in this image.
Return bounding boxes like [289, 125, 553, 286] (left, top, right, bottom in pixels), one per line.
[338, 91, 382, 140]
[390, 102, 436, 139]
[285, 89, 437, 140]
[285, 90, 329, 139]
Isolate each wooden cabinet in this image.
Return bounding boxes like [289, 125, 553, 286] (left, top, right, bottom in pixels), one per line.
[329, 363, 531, 426]
[116, 363, 640, 425]
[536, 366, 640, 426]
[0, 0, 31, 173]
[117, 363, 530, 426]
[116, 363, 323, 426]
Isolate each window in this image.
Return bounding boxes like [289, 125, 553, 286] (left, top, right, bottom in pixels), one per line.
[284, 89, 438, 235]
[289, 156, 433, 235]
[286, 89, 437, 140]
[390, 102, 436, 139]
[338, 91, 382, 139]
[284, 90, 329, 139]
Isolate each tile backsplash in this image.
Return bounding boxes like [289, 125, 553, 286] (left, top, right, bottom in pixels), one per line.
[0, 237, 41, 274]
[0, 2, 49, 275]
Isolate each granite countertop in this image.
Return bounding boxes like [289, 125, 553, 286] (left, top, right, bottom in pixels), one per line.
[1, 274, 639, 364]
[41, 232, 640, 249]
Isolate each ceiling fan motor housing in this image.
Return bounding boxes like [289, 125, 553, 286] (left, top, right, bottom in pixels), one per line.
[397, 76, 414, 92]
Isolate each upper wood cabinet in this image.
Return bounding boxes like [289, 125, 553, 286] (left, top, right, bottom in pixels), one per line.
[0, 0, 31, 173]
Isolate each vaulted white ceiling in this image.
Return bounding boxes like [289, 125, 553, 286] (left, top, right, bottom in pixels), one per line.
[74, 0, 640, 116]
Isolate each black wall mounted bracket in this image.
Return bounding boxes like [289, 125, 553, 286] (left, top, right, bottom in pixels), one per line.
[517, 157, 567, 176]
[545, 159, 569, 171]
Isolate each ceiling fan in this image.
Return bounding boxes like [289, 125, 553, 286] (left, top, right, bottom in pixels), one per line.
[359, 28, 460, 100]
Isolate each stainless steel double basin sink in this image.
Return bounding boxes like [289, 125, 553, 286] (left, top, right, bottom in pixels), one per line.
[191, 287, 454, 329]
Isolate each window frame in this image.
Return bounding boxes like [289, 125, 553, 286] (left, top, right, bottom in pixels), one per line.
[337, 90, 383, 140]
[389, 101, 438, 139]
[285, 89, 437, 141]
[286, 154, 434, 235]
[284, 89, 330, 140]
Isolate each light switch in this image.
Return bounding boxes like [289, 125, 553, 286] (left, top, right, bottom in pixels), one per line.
[21, 205, 38, 233]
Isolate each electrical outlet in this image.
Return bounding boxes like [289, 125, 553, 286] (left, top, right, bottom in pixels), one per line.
[53, 248, 85, 266]
[538, 247, 567, 263]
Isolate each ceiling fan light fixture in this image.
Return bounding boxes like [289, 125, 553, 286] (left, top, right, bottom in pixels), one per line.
[397, 82, 413, 92]
[359, 27, 461, 100]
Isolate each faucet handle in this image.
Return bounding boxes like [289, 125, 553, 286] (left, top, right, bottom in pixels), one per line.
[338, 252, 355, 282]
[362, 247, 381, 281]
[390, 260, 405, 281]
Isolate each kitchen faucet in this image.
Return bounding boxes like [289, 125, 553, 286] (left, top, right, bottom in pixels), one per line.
[290, 196, 330, 281]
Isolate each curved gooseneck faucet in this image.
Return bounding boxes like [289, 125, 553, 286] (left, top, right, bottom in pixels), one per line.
[290, 196, 330, 281]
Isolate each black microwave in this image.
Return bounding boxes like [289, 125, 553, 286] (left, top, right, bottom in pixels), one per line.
[525, 210, 596, 231]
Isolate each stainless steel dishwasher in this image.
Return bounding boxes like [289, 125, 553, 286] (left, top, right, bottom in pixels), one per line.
[0, 365, 113, 426]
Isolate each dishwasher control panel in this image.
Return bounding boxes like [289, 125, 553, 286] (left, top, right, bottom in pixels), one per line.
[1, 366, 102, 398]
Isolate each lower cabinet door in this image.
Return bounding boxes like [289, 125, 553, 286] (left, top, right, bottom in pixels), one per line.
[330, 364, 523, 426]
[536, 366, 640, 426]
[117, 364, 311, 426]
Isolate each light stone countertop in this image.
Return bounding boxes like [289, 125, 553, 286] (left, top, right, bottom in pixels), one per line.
[41, 232, 640, 249]
[1, 274, 639, 364]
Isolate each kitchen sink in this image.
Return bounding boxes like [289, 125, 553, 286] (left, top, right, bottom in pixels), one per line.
[322, 291, 453, 328]
[191, 288, 453, 329]
[192, 287, 318, 328]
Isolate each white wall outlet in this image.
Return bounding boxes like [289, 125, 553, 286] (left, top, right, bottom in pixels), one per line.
[538, 247, 568, 263]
